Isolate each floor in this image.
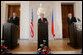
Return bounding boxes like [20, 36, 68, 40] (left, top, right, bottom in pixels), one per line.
[9, 39, 82, 54]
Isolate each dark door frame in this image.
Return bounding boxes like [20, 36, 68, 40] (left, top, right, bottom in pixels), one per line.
[7, 3, 20, 39]
[61, 3, 74, 39]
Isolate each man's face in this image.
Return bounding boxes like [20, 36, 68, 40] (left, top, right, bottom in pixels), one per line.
[40, 13, 44, 18]
[13, 12, 16, 17]
[68, 13, 72, 19]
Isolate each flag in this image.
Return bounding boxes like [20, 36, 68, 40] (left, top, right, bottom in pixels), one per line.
[30, 9, 34, 38]
[52, 8, 55, 37]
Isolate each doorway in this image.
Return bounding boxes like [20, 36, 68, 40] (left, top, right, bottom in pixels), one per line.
[8, 5, 20, 39]
[61, 4, 74, 38]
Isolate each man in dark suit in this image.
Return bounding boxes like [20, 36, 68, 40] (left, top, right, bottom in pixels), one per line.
[67, 13, 77, 45]
[38, 13, 48, 48]
[8, 12, 19, 26]
[8, 12, 20, 39]
[38, 13, 47, 23]
[67, 13, 77, 26]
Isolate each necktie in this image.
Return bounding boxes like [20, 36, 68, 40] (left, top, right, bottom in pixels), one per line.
[42, 18, 43, 22]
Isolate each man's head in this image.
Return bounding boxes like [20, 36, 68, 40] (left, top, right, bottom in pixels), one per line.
[68, 13, 72, 19]
[40, 13, 44, 18]
[12, 12, 17, 17]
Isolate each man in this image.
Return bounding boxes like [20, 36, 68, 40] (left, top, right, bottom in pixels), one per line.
[8, 12, 19, 26]
[38, 13, 48, 48]
[8, 12, 20, 39]
[67, 13, 77, 26]
[38, 13, 47, 23]
[67, 13, 77, 45]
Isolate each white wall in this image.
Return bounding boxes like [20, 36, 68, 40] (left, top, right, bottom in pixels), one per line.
[1, 1, 82, 41]
[29, 1, 63, 41]
[74, 1, 82, 21]
[1, 1, 7, 39]
[20, 2, 30, 39]
[54, 1, 62, 39]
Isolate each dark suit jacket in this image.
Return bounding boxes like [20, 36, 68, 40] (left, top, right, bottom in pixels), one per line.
[67, 17, 77, 38]
[38, 18, 48, 23]
[67, 17, 77, 26]
[8, 17, 19, 26]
